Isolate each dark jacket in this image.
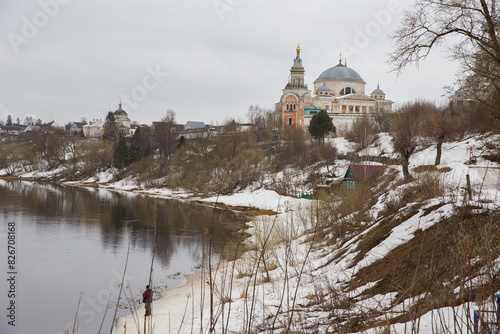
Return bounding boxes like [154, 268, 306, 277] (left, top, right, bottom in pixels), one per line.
[142, 289, 153, 303]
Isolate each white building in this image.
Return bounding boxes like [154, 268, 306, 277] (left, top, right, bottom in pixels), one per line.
[82, 119, 104, 138]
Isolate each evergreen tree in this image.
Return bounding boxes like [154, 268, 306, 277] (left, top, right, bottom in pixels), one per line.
[308, 110, 335, 143]
[103, 112, 118, 142]
[178, 135, 185, 148]
[129, 127, 151, 162]
[6, 115, 12, 126]
[113, 137, 131, 171]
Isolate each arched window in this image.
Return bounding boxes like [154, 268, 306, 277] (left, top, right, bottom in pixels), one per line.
[340, 87, 356, 95]
[287, 117, 293, 126]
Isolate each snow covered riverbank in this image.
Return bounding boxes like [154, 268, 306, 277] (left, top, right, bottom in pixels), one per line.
[2, 133, 500, 333]
[112, 188, 314, 334]
[110, 134, 500, 334]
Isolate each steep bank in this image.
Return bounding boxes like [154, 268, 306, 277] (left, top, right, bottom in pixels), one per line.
[2, 133, 500, 333]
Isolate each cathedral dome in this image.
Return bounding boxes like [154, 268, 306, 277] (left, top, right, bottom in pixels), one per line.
[113, 103, 128, 116]
[317, 63, 364, 82]
[317, 85, 331, 92]
[371, 83, 385, 95]
[371, 88, 385, 95]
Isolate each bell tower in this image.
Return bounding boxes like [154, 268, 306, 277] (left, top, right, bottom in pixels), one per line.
[275, 45, 312, 129]
[288, 45, 306, 88]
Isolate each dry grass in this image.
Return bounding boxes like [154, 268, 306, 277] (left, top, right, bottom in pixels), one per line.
[317, 170, 396, 246]
[306, 168, 500, 332]
[196, 201, 278, 216]
[349, 211, 500, 330]
[413, 165, 453, 173]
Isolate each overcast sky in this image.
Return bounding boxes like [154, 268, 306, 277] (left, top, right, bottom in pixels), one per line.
[0, 0, 459, 126]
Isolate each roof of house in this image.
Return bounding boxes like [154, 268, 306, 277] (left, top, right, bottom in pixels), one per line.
[185, 121, 205, 129]
[344, 164, 383, 180]
[71, 122, 87, 129]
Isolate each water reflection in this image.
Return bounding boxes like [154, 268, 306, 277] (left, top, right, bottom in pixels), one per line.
[0, 180, 242, 334]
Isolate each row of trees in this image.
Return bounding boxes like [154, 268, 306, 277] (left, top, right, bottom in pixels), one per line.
[0, 97, 492, 189]
[0, 115, 42, 127]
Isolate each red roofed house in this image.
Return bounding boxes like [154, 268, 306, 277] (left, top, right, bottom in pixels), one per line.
[342, 164, 383, 189]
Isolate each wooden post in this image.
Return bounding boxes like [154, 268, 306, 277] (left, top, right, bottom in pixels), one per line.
[466, 174, 472, 201]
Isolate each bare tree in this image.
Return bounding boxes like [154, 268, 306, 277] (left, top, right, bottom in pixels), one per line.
[152, 109, 177, 160]
[390, 100, 430, 180]
[390, 0, 500, 120]
[24, 116, 34, 126]
[246, 105, 277, 130]
[346, 114, 378, 153]
[23, 126, 68, 170]
[421, 103, 466, 165]
[390, 0, 500, 72]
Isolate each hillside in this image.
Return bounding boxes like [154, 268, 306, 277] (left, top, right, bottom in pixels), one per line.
[2, 130, 499, 332]
[110, 132, 500, 333]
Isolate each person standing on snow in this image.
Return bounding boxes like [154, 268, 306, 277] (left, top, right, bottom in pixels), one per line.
[142, 285, 153, 316]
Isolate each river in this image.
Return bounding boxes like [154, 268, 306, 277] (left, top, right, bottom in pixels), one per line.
[0, 180, 243, 334]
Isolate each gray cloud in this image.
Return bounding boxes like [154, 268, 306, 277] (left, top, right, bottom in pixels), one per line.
[0, 0, 458, 126]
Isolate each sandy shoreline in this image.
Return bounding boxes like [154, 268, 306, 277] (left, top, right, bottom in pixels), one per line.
[113, 261, 247, 334]
[114, 273, 202, 334]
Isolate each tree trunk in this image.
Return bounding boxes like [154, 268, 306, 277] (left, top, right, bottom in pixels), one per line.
[435, 135, 445, 166]
[402, 153, 411, 180]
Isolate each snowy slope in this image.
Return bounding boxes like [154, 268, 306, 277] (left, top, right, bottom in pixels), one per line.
[113, 133, 500, 334]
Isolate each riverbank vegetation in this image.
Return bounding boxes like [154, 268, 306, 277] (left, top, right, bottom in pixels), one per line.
[3, 100, 499, 333]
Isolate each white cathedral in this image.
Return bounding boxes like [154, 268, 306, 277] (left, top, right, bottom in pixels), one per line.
[276, 45, 393, 132]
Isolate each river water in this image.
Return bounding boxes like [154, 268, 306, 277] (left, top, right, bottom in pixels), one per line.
[0, 180, 243, 334]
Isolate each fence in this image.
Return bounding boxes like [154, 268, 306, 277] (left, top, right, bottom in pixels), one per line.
[474, 295, 500, 334]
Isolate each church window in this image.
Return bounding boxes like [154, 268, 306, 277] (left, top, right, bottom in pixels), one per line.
[340, 87, 356, 95]
[355, 106, 360, 112]
[349, 106, 354, 112]
[287, 117, 293, 126]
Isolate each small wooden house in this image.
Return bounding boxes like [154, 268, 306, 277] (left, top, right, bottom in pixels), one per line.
[342, 164, 383, 189]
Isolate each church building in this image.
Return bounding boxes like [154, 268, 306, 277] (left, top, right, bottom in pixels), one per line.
[113, 103, 132, 135]
[275, 45, 313, 128]
[276, 46, 393, 132]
